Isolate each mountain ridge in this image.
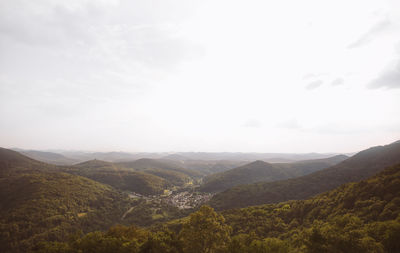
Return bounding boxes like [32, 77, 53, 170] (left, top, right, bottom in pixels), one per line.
[209, 141, 400, 210]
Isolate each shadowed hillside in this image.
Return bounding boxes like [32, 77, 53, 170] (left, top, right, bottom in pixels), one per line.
[34, 163, 400, 253]
[210, 141, 400, 210]
[199, 155, 348, 193]
[117, 158, 202, 178]
[0, 149, 133, 253]
[16, 150, 78, 165]
[68, 160, 169, 195]
[0, 148, 56, 176]
[199, 160, 288, 192]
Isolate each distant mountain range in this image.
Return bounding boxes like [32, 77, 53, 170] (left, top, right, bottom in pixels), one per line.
[12, 148, 349, 165]
[199, 155, 348, 193]
[1, 140, 400, 252]
[209, 141, 400, 210]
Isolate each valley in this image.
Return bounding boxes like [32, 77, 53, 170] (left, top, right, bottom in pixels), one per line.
[3, 1, 399, 252]
[1, 141, 400, 252]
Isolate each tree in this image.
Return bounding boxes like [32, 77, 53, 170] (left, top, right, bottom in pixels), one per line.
[179, 206, 231, 253]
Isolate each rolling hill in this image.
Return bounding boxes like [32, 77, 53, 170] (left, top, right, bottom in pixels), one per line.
[160, 151, 341, 161]
[199, 155, 348, 193]
[209, 141, 400, 210]
[0, 147, 56, 176]
[0, 149, 133, 253]
[68, 160, 170, 195]
[219, 162, 400, 252]
[68, 158, 206, 194]
[49, 162, 400, 253]
[177, 159, 248, 175]
[15, 149, 78, 165]
[117, 158, 202, 181]
[199, 160, 289, 192]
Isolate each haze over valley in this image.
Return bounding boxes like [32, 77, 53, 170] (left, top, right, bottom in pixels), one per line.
[1, 0, 400, 252]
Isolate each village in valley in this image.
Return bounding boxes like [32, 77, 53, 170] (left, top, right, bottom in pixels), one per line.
[127, 189, 213, 210]
[119, 180, 215, 226]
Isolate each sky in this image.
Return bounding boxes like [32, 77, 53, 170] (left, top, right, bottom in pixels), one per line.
[0, 0, 400, 153]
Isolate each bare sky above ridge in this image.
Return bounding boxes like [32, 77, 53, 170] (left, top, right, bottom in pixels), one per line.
[0, 0, 400, 153]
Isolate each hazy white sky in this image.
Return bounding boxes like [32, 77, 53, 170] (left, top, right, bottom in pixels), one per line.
[1, 0, 400, 153]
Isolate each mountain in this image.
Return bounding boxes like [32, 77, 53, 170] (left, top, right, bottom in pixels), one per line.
[177, 159, 248, 175]
[210, 141, 400, 210]
[0, 149, 132, 253]
[40, 163, 400, 253]
[0, 147, 55, 175]
[56, 151, 167, 163]
[17, 149, 79, 165]
[0, 171, 132, 253]
[199, 160, 288, 192]
[162, 152, 341, 161]
[219, 163, 400, 252]
[68, 158, 206, 194]
[273, 154, 349, 177]
[68, 160, 169, 195]
[72, 159, 114, 169]
[199, 155, 348, 193]
[117, 158, 202, 179]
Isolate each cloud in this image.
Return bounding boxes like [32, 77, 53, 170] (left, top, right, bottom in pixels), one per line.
[368, 64, 400, 89]
[302, 73, 316, 80]
[277, 119, 302, 130]
[348, 19, 392, 49]
[331, 78, 344, 86]
[0, 0, 202, 70]
[242, 119, 262, 128]
[302, 73, 327, 80]
[305, 80, 323, 90]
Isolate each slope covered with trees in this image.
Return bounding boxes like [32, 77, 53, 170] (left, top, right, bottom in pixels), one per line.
[34, 163, 400, 252]
[117, 158, 202, 179]
[0, 148, 56, 176]
[199, 155, 348, 193]
[199, 160, 289, 192]
[0, 171, 132, 253]
[68, 160, 169, 195]
[16, 150, 78, 166]
[209, 141, 400, 210]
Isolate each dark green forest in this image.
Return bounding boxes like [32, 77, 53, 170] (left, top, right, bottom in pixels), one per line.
[34, 163, 400, 252]
[1, 142, 400, 253]
[199, 155, 347, 193]
[0, 171, 132, 252]
[210, 141, 400, 210]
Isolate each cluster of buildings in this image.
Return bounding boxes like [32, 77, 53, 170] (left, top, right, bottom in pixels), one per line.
[166, 191, 213, 209]
[126, 189, 214, 210]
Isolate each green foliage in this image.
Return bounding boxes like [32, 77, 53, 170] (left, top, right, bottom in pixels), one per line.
[123, 199, 190, 227]
[200, 156, 347, 193]
[76, 170, 169, 195]
[199, 161, 289, 193]
[117, 158, 202, 179]
[0, 148, 56, 176]
[0, 171, 132, 253]
[179, 206, 231, 253]
[67, 160, 170, 195]
[210, 141, 400, 210]
[69, 158, 199, 195]
[3, 147, 400, 253]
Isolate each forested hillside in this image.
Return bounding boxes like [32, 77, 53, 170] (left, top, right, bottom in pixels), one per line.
[199, 155, 348, 193]
[67, 160, 170, 195]
[209, 141, 400, 210]
[16, 150, 78, 166]
[34, 163, 400, 252]
[0, 148, 56, 175]
[199, 160, 288, 192]
[0, 171, 132, 253]
[117, 158, 202, 179]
